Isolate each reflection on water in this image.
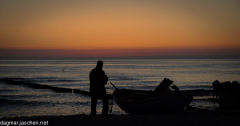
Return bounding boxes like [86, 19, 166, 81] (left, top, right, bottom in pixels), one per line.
[0, 59, 239, 117]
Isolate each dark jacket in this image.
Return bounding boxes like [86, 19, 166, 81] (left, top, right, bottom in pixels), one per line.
[89, 68, 108, 95]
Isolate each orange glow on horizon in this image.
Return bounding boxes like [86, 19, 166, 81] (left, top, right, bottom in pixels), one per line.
[0, 0, 240, 58]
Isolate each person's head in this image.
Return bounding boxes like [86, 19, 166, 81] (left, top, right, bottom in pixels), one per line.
[96, 60, 103, 70]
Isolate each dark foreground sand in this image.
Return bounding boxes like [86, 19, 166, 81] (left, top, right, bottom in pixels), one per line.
[1, 112, 240, 126]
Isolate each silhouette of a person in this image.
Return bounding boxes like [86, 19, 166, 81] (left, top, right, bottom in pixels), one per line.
[89, 60, 108, 115]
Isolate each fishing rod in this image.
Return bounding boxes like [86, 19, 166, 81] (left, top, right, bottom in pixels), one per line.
[110, 82, 119, 90]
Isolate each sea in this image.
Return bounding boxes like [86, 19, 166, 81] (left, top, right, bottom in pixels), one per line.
[0, 59, 240, 118]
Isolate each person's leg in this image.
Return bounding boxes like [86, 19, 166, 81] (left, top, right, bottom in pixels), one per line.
[91, 95, 97, 115]
[102, 94, 109, 115]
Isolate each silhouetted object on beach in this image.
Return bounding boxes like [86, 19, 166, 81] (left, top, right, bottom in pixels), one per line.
[152, 78, 173, 96]
[212, 80, 240, 110]
[171, 85, 179, 92]
[89, 60, 109, 115]
[112, 78, 193, 114]
[212, 80, 220, 100]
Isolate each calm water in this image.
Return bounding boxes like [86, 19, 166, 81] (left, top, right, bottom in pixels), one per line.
[0, 59, 240, 117]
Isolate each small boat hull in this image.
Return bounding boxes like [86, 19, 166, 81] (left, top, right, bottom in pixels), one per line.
[113, 89, 193, 114]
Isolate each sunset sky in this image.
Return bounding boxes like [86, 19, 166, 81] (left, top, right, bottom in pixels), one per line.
[0, 0, 240, 59]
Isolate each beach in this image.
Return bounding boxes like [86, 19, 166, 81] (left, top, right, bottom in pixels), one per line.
[1, 112, 240, 126]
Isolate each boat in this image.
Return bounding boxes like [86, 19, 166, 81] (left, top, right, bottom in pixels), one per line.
[113, 89, 193, 114]
[111, 78, 193, 114]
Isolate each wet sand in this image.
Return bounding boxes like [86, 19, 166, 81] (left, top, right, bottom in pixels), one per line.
[1, 112, 240, 126]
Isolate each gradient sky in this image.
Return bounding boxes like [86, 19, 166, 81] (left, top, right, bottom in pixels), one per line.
[0, 0, 240, 59]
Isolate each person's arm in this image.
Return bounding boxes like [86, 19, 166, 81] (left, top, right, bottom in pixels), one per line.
[104, 74, 108, 85]
[101, 71, 108, 85]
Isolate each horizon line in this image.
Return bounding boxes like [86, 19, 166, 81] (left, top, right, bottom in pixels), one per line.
[0, 47, 240, 60]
